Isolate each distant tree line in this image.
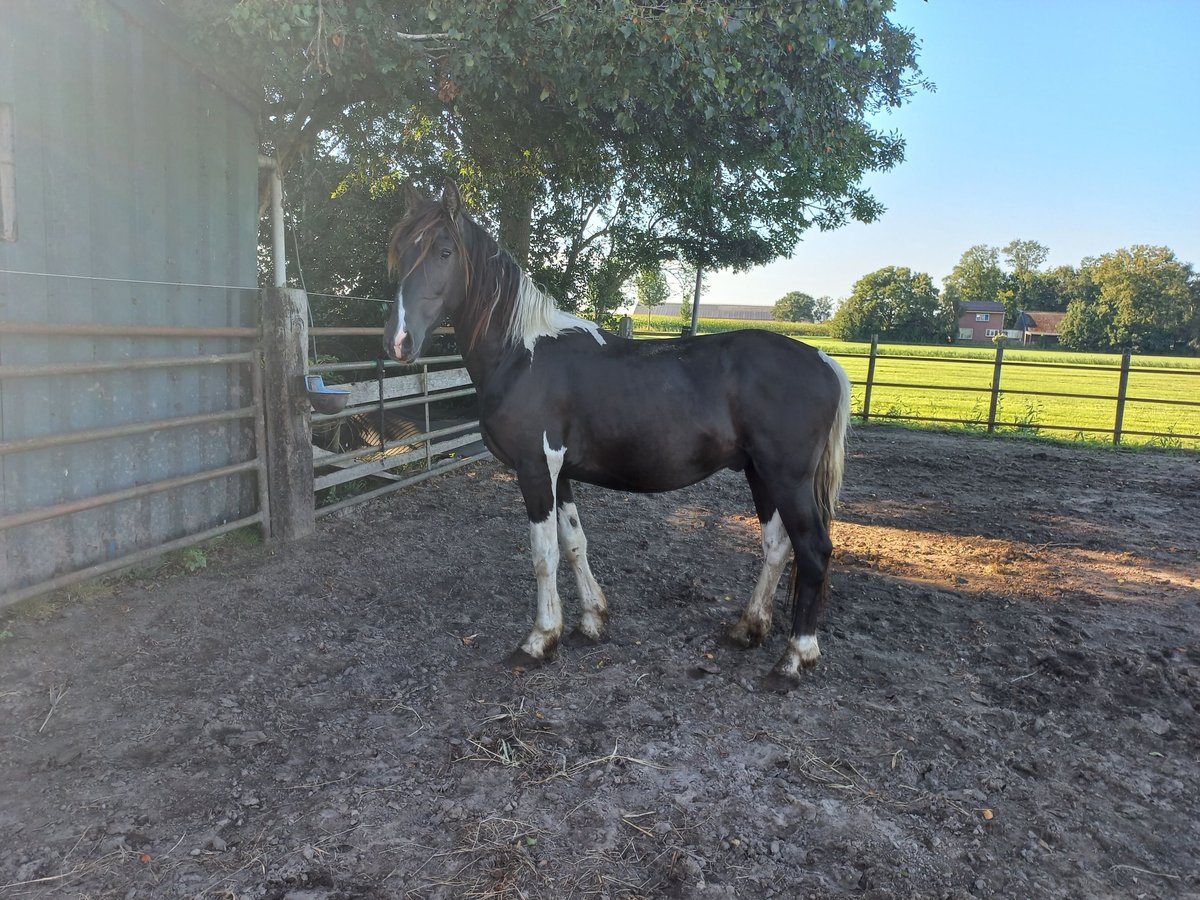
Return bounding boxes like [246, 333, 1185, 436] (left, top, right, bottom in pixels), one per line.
[778, 239, 1198, 353]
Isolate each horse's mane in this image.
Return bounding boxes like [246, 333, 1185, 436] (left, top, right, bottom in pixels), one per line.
[388, 199, 603, 354]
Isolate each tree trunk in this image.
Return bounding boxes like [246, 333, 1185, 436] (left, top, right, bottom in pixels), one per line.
[689, 266, 703, 336]
[499, 195, 533, 269]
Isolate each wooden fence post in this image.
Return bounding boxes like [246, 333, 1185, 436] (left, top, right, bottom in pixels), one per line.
[987, 344, 1005, 433]
[1113, 349, 1132, 445]
[861, 334, 879, 422]
[260, 287, 315, 541]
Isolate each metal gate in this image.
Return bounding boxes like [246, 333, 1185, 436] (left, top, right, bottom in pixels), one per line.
[0, 303, 268, 608]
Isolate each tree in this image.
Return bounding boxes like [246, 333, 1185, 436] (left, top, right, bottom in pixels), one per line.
[176, 1, 928, 306]
[1057, 247, 1197, 352]
[773, 291, 819, 322]
[1036, 264, 1097, 313]
[1058, 297, 1109, 350]
[1090, 246, 1197, 352]
[1001, 239, 1052, 318]
[635, 267, 670, 313]
[942, 245, 1005, 319]
[1002, 239, 1049, 275]
[830, 266, 947, 342]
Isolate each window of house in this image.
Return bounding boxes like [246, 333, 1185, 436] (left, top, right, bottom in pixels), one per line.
[985, 329, 1000, 337]
[0, 103, 14, 242]
[975, 313, 990, 322]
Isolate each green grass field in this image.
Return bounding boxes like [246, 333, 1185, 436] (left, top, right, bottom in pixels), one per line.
[632, 319, 1200, 449]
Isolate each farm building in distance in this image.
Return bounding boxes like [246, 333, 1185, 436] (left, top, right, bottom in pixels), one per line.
[956, 300, 1007, 342]
[1013, 310, 1065, 346]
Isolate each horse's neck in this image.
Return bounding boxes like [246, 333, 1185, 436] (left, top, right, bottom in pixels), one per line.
[449, 307, 511, 389]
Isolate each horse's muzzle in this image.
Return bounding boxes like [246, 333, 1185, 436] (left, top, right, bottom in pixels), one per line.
[386, 328, 415, 364]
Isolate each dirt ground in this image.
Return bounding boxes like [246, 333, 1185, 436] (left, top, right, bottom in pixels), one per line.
[2, 426, 1198, 899]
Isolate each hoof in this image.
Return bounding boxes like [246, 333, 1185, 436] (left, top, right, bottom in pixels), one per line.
[504, 647, 550, 671]
[563, 626, 607, 649]
[727, 617, 770, 649]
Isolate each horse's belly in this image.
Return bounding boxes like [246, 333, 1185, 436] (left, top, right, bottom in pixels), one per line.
[565, 442, 745, 494]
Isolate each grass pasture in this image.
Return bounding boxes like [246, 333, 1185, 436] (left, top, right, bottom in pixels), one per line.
[809, 339, 1200, 449]
[632, 320, 1199, 449]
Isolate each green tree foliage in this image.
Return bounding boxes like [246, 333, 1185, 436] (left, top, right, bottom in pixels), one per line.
[1035, 264, 1097, 313]
[1001, 239, 1052, 318]
[1058, 295, 1109, 350]
[830, 266, 946, 342]
[772, 291, 833, 322]
[1002, 239, 1049, 275]
[176, 1, 927, 308]
[942, 245, 1006, 318]
[1059, 246, 1198, 352]
[773, 291, 816, 322]
[635, 267, 670, 312]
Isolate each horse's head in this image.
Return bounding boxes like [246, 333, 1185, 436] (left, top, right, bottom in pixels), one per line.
[383, 181, 468, 364]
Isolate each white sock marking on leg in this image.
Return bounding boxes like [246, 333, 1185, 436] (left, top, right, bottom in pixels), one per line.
[522, 434, 567, 658]
[557, 500, 608, 638]
[734, 511, 789, 641]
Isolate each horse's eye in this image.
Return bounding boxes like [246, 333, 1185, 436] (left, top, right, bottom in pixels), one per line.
[440, 247, 452, 260]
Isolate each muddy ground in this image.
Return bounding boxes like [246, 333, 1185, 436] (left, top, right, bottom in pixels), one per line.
[1, 426, 1198, 899]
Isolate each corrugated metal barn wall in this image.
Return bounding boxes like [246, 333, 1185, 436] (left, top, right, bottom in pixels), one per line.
[0, 1, 262, 598]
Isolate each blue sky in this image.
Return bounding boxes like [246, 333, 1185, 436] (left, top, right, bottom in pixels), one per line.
[705, 0, 1200, 307]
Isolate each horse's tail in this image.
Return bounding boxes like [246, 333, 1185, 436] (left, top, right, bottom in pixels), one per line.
[815, 350, 851, 531]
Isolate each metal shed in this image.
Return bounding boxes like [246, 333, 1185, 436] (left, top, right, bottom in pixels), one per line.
[0, 0, 268, 603]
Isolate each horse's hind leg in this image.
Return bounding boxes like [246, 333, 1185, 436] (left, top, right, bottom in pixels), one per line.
[730, 465, 789, 647]
[556, 478, 608, 640]
[771, 486, 834, 683]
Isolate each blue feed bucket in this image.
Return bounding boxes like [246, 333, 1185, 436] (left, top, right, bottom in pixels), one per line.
[304, 374, 351, 415]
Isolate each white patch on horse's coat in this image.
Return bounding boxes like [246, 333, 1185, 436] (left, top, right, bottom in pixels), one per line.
[509, 272, 606, 354]
[521, 434, 567, 658]
[775, 634, 821, 680]
[557, 501, 608, 639]
[391, 287, 409, 359]
[732, 512, 790, 643]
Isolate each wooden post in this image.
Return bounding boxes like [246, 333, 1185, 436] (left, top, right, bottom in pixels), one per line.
[260, 287, 315, 541]
[862, 334, 879, 422]
[1113, 349, 1132, 445]
[687, 266, 702, 337]
[987, 344, 1005, 433]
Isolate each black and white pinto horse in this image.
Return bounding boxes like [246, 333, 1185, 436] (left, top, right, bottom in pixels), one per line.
[384, 183, 851, 684]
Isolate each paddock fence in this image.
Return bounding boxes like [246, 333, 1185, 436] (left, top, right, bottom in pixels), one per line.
[629, 327, 1200, 448]
[306, 325, 489, 518]
[838, 336, 1200, 447]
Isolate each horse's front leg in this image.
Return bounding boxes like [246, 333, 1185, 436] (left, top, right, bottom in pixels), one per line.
[512, 436, 567, 662]
[556, 477, 608, 641]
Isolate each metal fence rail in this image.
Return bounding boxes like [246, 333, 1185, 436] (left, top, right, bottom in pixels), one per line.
[308, 327, 491, 517]
[836, 336, 1200, 445]
[631, 329, 1200, 447]
[0, 321, 269, 609]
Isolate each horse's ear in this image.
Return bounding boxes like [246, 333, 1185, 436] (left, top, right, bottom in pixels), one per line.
[440, 180, 463, 220]
[402, 180, 424, 212]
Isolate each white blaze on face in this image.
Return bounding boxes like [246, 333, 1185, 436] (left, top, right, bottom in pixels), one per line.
[391, 288, 409, 359]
